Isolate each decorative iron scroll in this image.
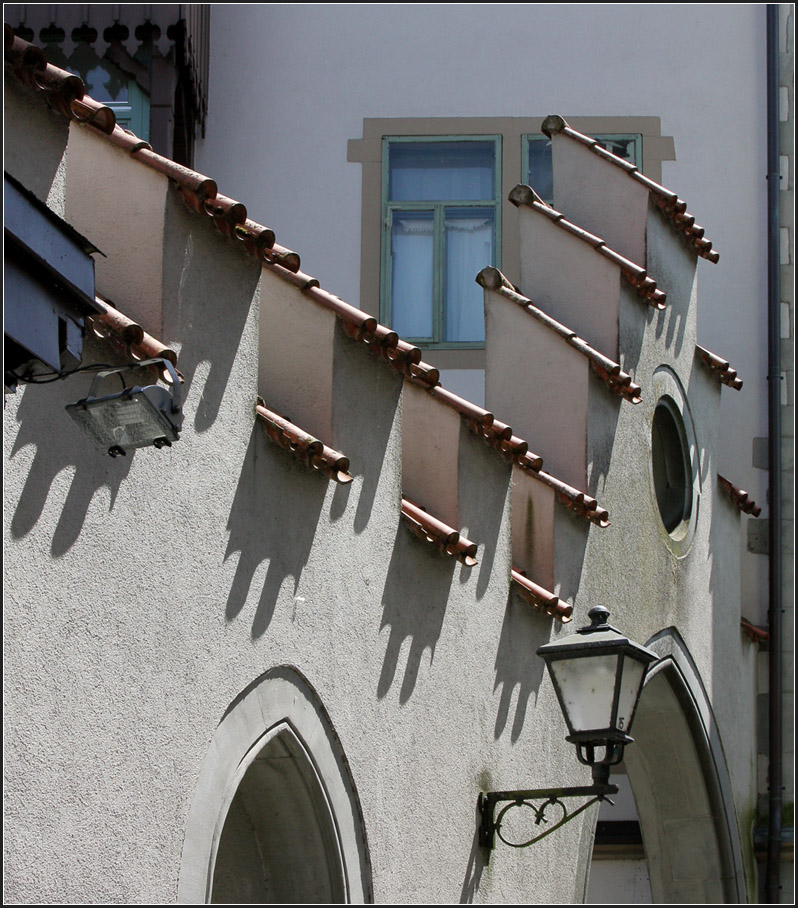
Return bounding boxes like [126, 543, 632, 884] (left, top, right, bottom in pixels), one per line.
[478, 783, 617, 851]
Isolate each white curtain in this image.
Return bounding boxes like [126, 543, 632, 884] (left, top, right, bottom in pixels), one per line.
[444, 213, 492, 342]
[391, 213, 434, 338]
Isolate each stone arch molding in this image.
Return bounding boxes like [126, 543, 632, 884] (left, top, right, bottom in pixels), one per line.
[624, 629, 747, 903]
[178, 666, 372, 904]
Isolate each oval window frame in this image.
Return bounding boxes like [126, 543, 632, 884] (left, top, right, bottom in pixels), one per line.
[648, 368, 700, 556]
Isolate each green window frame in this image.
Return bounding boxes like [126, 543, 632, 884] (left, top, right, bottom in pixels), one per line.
[523, 133, 642, 203]
[380, 135, 502, 348]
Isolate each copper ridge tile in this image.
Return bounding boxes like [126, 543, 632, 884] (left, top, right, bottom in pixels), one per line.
[69, 96, 116, 134]
[6, 27, 83, 117]
[235, 219, 276, 258]
[740, 617, 770, 644]
[511, 570, 573, 623]
[256, 401, 353, 484]
[696, 345, 744, 390]
[105, 124, 152, 154]
[133, 148, 218, 214]
[718, 475, 761, 517]
[478, 267, 643, 405]
[89, 295, 180, 383]
[508, 185, 666, 310]
[541, 115, 719, 264]
[203, 193, 247, 240]
[401, 498, 478, 567]
[520, 466, 610, 527]
[408, 379, 538, 465]
[262, 242, 301, 272]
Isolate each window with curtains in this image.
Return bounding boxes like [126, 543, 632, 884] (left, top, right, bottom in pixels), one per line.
[381, 137, 501, 347]
[524, 134, 641, 203]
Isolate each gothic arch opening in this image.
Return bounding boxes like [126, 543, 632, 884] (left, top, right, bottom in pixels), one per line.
[178, 667, 372, 904]
[588, 632, 747, 903]
[211, 723, 346, 903]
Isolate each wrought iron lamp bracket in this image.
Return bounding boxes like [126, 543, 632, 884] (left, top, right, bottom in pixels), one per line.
[478, 783, 618, 850]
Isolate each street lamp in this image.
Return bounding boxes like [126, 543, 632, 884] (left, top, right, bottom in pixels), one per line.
[478, 606, 657, 850]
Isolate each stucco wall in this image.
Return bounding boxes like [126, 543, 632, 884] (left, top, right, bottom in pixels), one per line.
[4, 99, 597, 905]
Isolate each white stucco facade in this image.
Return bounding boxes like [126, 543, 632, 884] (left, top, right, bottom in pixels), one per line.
[3, 5, 793, 904]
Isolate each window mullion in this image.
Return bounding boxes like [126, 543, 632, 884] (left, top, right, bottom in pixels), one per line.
[433, 204, 445, 344]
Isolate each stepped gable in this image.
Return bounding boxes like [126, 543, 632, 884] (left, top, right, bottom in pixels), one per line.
[3, 27, 441, 388]
[478, 267, 642, 404]
[6, 25, 609, 624]
[541, 114, 719, 263]
[508, 184, 666, 309]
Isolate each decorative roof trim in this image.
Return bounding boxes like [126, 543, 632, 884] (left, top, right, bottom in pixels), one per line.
[401, 498, 478, 566]
[88, 295, 180, 384]
[4, 30, 447, 393]
[740, 617, 769, 645]
[511, 570, 573, 623]
[696, 345, 744, 390]
[718, 475, 761, 517]
[256, 401, 353, 484]
[541, 114, 719, 263]
[478, 267, 643, 404]
[6, 30, 601, 518]
[517, 465, 610, 527]
[407, 374, 543, 469]
[508, 184, 666, 309]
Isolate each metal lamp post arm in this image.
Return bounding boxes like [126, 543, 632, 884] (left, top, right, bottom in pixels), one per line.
[478, 782, 618, 851]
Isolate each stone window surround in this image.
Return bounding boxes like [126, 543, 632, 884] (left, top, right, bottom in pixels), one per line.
[349, 116, 675, 374]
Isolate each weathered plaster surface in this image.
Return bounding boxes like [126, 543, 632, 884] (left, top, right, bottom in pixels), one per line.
[64, 126, 169, 333]
[517, 207, 622, 360]
[552, 132, 650, 269]
[485, 289, 589, 491]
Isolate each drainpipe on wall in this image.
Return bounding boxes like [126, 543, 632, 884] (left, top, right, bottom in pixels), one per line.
[765, 4, 783, 903]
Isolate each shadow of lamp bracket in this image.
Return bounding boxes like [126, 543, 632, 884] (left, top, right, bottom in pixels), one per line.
[66, 357, 183, 457]
[478, 606, 657, 852]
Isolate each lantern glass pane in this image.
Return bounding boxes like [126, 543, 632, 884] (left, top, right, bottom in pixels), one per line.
[550, 653, 619, 733]
[616, 656, 647, 734]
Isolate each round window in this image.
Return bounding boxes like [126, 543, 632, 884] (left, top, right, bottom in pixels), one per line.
[651, 398, 692, 534]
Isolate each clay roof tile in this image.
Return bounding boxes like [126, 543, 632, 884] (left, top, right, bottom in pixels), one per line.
[401, 498, 478, 566]
[256, 400, 353, 484]
[541, 115, 719, 263]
